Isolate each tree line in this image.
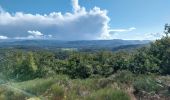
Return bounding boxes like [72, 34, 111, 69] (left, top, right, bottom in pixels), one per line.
[0, 26, 170, 81]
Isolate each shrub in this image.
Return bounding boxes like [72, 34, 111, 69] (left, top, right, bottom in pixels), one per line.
[0, 86, 27, 100]
[50, 84, 65, 100]
[86, 88, 130, 100]
[112, 70, 134, 85]
[133, 75, 162, 93]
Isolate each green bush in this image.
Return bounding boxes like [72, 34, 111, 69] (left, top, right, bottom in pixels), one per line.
[0, 86, 27, 100]
[86, 88, 130, 100]
[50, 84, 65, 100]
[133, 75, 162, 93]
[112, 70, 134, 85]
[149, 37, 170, 74]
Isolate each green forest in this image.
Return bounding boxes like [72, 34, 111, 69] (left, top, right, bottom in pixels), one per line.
[0, 32, 170, 100]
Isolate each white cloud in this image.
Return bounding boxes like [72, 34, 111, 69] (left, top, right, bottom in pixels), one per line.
[27, 30, 44, 39]
[28, 30, 43, 36]
[109, 27, 136, 33]
[103, 27, 136, 39]
[0, 0, 136, 40]
[0, 35, 8, 39]
[72, 0, 81, 12]
[14, 30, 53, 39]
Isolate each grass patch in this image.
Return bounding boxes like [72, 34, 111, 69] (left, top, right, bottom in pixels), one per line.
[86, 88, 130, 100]
[133, 75, 163, 93]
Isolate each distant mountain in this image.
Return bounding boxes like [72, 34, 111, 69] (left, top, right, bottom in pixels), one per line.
[0, 39, 150, 51]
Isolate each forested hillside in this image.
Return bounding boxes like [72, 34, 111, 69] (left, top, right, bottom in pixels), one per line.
[0, 39, 149, 52]
[0, 35, 170, 100]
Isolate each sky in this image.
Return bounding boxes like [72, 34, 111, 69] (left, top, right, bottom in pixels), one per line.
[0, 0, 169, 40]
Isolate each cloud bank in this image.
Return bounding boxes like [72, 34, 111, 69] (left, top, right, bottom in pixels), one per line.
[0, 0, 135, 40]
[0, 35, 8, 39]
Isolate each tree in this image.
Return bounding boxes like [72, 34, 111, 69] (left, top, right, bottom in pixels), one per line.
[130, 47, 160, 74]
[164, 23, 170, 37]
[149, 37, 170, 74]
[34, 51, 56, 77]
[13, 52, 38, 81]
[66, 53, 93, 78]
[111, 52, 131, 72]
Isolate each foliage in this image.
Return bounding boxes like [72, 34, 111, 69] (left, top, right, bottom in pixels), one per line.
[0, 28, 170, 99]
[50, 84, 65, 100]
[149, 37, 170, 74]
[113, 70, 134, 85]
[129, 47, 160, 74]
[133, 75, 163, 93]
[0, 37, 170, 81]
[86, 88, 130, 100]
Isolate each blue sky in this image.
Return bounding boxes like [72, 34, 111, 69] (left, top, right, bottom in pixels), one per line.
[0, 0, 169, 40]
